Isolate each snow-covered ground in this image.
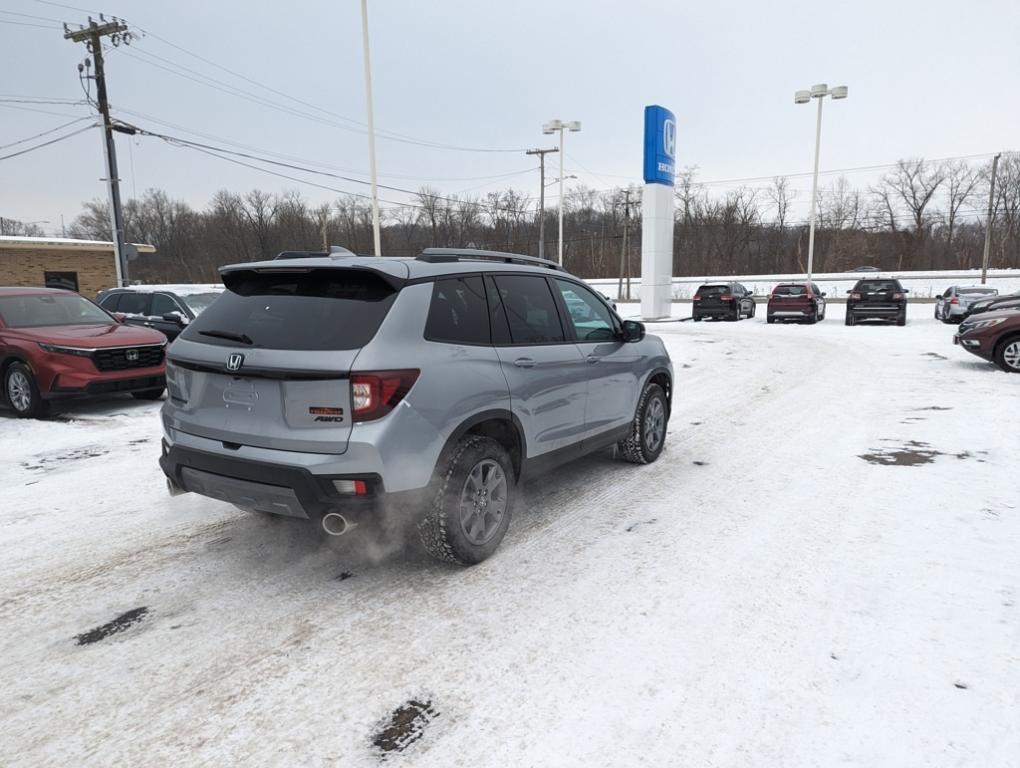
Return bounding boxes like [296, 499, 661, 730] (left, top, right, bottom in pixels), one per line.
[1, 304, 1017, 767]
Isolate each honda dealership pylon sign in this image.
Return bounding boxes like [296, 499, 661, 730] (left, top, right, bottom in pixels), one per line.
[641, 105, 675, 319]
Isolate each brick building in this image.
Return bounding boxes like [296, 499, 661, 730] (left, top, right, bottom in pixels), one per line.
[0, 236, 156, 299]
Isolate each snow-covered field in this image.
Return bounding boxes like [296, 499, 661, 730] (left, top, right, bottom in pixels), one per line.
[1, 304, 1017, 767]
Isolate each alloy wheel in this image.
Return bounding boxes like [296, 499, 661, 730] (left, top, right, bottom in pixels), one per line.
[644, 396, 666, 452]
[1004, 341, 1020, 371]
[458, 459, 509, 545]
[7, 370, 32, 412]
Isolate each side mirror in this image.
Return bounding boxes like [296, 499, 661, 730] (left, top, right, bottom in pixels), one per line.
[621, 319, 645, 343]
[111, 312, 127, 323]
[821, 292, 827, 297]
[902, 288, 910, 293]
[845, 289, 853, 294]
[162, 311, 188, 326]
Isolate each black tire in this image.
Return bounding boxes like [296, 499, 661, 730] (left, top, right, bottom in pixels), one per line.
[896, 310, 907, 326]
[418, 436, 515, 565]
[692, 315, 702, 322]
[767, 316, 775, 324]
[618, 383, 668, 465]
[805, 307, 818, 325]
[845, 313, 855, 326]
[749, 302, 756, 318]
[131, 387, 166, 400]
[994, 335, 1020, 373]
[4, 362, 49, 419]
[726, 307, 740, 322]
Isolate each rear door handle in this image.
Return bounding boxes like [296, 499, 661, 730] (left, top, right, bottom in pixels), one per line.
[513, 357, 535, 368]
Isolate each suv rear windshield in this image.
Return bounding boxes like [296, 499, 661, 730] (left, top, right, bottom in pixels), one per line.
[854, 280, 902, 292]
[697, 285, 730, 297]
[958, 287, 996, 296]
[180, 269, 397, 350]
[773, 284, 808, 296]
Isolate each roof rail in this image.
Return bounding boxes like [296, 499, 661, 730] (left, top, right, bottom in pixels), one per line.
[417, 247, 563, 271]
[274, 245, 356, 260]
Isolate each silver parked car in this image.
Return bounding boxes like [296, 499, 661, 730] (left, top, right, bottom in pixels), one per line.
[936, 285, 998, 323]
[159, 248, 673, 565]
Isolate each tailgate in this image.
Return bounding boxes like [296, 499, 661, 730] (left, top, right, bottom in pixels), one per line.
[167, 346, 358, 454]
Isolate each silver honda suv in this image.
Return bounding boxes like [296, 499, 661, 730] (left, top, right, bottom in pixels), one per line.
[159, 248, 673, 564]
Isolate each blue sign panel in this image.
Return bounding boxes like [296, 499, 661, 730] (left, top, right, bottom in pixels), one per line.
[643, 105, 676, 186]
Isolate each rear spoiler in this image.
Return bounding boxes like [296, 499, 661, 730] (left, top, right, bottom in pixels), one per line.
[219, 262, 407, 292]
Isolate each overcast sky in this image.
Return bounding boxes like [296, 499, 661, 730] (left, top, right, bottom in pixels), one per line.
[2, 0, 1018, 234]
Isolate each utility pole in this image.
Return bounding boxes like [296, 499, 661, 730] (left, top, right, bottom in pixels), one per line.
[65, 16, 133, 286]
[981, 153, 1001, 285]
[526, 147, 558, 260]
[616, 188, 637, 301]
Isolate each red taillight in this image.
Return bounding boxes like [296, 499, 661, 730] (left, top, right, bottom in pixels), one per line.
[850, 292, 861, 300]
[720, 294, 734, 301]
[350, 369, 420, 422]
[949, 296, 959, 304]
[354, 479, 368, 495]
[893, 292, 905, 300]
[693, 294, 701, 301]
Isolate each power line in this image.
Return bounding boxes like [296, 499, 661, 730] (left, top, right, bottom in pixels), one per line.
[0, 116, 93, 150]
[0, 123, 96, 161]
[0, 102, 87, 118]
[0, 18, 61, 29]
[0, 9, 65, 23]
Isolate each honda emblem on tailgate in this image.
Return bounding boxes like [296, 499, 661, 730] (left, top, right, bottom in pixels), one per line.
[226, 353, 244, 372]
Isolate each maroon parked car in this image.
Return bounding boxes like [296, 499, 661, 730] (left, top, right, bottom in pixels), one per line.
[0, 287, 167, 418]
[767, 282, 827, 324]
[954, 309, 1020, 373]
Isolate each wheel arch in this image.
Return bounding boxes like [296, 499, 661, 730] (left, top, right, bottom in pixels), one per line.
[644, 366, 673, 415]
[440, 409, 526, 480]
[994, 331, 1020, 367]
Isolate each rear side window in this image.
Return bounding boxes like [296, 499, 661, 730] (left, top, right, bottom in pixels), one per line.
[98, 293, 121, 311]
[181, 269, 397, 350]
[117, 292, 151, 315]
[425, 276, 490, 344]
[490, 275, 565, 344]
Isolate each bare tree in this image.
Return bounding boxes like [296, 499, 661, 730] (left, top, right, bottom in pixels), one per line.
[939, 160, 980, 267]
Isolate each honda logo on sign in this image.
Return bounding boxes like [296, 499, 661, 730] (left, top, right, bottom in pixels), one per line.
[663, 118, 676, 160]
[125, 348, 139, 362]
[226, 353, 244, 372]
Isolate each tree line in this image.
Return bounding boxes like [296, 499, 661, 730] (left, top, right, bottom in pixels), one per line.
[7, 154, 1018, 283]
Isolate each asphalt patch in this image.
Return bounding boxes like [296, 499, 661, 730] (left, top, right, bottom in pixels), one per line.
[626, 518, 657, 532]
[23, 447, 109, 471]
[692, 460, 708, 466]
[75, 607, 149, 646]
[858, 440, 979, 467]
[335, 571, 355, 581]
[922, 352, 949, 360]
[372, 699, 438, 755]
[911, 406, 953, 412]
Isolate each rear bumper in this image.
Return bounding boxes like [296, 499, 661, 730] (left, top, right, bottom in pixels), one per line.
[847, 304, 904, 318]
[159, 441, 420, 524]
[692, 304, 735, 317]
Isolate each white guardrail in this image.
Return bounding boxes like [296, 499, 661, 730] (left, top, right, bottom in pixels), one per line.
[589, 269, 1020, 302]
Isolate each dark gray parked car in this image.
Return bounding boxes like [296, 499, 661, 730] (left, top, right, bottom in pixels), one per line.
[97, 285, 223, 341]
[159, 248, 674, 565]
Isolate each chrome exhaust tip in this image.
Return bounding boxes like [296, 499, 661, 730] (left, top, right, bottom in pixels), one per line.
[321, 512, 350, 536]
[166, 477, 186, 497]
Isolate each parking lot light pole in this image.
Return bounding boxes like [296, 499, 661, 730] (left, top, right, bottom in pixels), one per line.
[795, 84, 847, 282]
[543, 119, 581, 265]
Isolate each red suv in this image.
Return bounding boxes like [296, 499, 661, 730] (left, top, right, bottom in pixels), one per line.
[767, 282, 827, 324]
[0, 287, 167, 418]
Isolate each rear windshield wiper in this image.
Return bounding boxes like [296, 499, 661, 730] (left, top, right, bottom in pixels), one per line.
[198, 329, 253, 345]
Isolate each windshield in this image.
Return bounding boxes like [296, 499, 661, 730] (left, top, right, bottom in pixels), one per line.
[0, 294, 114, 328]
[181, 292, 222, 315]
[773, 285, 807, 296]
[181, 269, 397, 350]
[855, 280, 900, 292]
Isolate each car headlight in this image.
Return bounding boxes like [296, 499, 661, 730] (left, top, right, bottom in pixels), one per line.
[961, 317, 1006, 333]
[37, 342, 93, 357]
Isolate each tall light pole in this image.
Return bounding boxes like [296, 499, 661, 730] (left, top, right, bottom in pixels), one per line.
[981, 152, 1001, 285]
[543, 119, 581, 265]
[795, 83, 847, 282]
[359, 0, 382, 256]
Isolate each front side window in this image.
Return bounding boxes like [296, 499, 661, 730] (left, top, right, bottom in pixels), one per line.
[0, 294, 114, 327]
[554, 279, 616, 342]
[425, 276, 490, 344]
[490, 275, 565, 344]
[99, 293, 121, 311]
[151, 294, 182, 317]
[117, 292, 151, 316]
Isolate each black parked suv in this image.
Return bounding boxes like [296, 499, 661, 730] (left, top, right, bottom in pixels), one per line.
[97, 286, 223, 341]
[845, 279, 908, 326]
[692, 282, 756, 321]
